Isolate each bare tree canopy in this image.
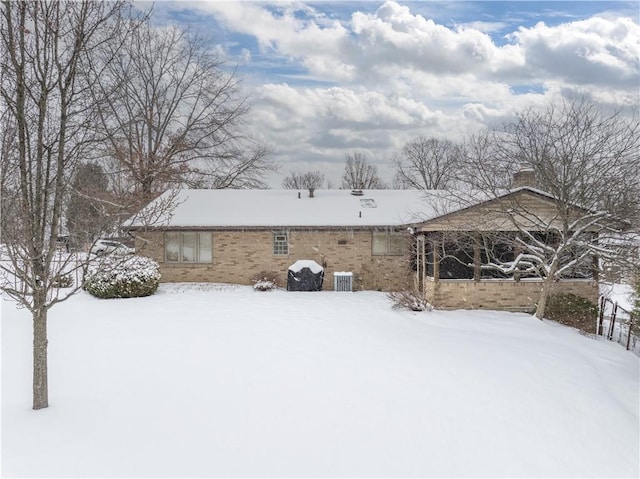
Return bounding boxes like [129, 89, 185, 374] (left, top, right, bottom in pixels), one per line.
[281, 170, 325, 189]
[457, 130, 512, 191]
[341, 152, 385, 190]
[0, 0, 135, 410]
[93, 22, 274, 199]
[457, 97, 640, 318]
[393, 137, 461, 190]
[508, 98, 639, 218]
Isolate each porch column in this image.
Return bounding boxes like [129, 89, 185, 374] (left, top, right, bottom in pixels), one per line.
[415, 235, 426, 293]
[591, 234, 599, 282]
[473, 234, 481, 282]
[432, 234, 441, 283]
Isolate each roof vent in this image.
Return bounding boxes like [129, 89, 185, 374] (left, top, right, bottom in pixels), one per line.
[351, 189, 364, 196]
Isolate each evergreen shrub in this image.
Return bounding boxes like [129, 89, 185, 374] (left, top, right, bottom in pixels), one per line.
[84, 255, 160, 299]
[546, 293, 598, 332]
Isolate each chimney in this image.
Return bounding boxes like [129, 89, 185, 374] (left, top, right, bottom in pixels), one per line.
[308, 188, 315, 198]
[512, 167, 537, 189]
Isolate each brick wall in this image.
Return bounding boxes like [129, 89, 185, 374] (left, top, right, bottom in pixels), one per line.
[134, 228, 599, 316]
[134, 229, 414, 291]
[425, 277, 598, 312]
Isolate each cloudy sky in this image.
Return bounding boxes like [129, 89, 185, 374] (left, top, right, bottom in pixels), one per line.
[148, 1, 639, 187]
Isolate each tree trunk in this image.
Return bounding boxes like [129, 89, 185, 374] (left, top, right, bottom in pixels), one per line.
[32, 306, 49, 410]
[534, 260, 559, 320]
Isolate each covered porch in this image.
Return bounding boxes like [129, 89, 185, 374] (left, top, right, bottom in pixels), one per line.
[413, 231, 599, 312]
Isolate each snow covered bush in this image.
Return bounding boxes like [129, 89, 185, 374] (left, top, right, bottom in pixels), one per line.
[84, 255, 161, 299]
[387, 290, 433, 312]
[252, 271, 281, 291]
[545, 294, 598, 333]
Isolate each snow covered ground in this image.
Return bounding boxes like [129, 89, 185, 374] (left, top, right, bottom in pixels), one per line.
[601, 282, 635, 311]
[2, 284, 639, 477]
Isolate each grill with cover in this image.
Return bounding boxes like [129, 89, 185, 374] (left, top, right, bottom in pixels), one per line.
[287, 260, 324, 291]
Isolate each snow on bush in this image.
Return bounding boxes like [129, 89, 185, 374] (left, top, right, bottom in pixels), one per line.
[545, 293, 598, 332]
[84, 255, 161, 299]
[387, 289, 433, 312]
[252, 271, 281, 292]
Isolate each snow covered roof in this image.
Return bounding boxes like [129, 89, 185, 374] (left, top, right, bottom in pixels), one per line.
[126, 186, 578, 231]
[127, 189, 443, 229]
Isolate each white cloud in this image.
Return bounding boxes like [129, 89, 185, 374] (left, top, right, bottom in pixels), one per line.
[194, 1, 355, 81]
[247, 82, 480, 185]
[190, 1, 638, 94]
[349, 1, 523, 77]
[251, 83, 450, 145]
[509, 16, 639, 88]
[170, 1, 639, 186]
[240, 48, 251, 64]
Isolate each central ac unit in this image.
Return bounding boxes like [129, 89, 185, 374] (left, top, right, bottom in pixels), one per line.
[333, 272, 353, 292]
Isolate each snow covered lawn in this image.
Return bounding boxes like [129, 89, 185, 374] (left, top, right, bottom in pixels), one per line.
[2, 284, 639, 477]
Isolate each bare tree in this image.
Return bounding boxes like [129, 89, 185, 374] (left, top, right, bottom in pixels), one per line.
[93, 22, 274, 201]
[634, 278, 640, 324]
[393, 137, 461, 189]
[0, 0, 134, 410]
[281, 170, 325, 189]
[0, 113, 19, 227]
[457, 130, 513, 190]
[341, 152, 385, 190]
[457, 97, 640, 319]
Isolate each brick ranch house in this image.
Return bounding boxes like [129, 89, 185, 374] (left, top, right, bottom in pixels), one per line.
[125, 183, 599, 312]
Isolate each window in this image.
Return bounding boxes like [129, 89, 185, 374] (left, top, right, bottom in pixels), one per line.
[165, 232, 212, 263]
[273, 231, 288, 255]
[372, 230, 404, 256]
